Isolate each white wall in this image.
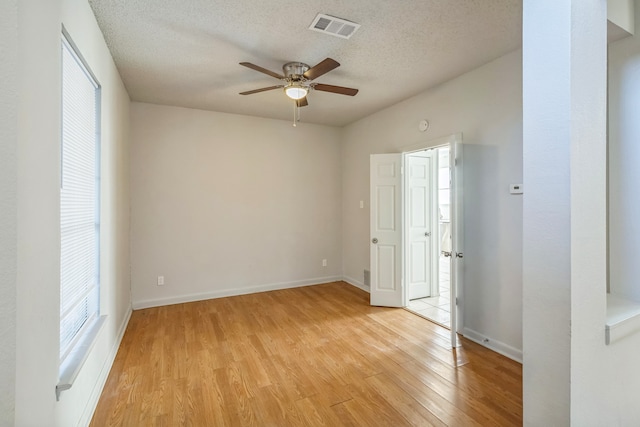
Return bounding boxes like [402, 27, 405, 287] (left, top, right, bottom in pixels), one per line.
[129, 103, 342, 308]
[341, 50, 523, 359]
[14, 0, 64, 423]
[566, 1, 640, 424]
[0, 1, 18, 424]
[13, 0, 131, 425]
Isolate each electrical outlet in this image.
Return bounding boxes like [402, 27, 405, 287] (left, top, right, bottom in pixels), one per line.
[322, 259, 327, 267]
[157, 276, 164, 286]
[510, 184, 524, 194]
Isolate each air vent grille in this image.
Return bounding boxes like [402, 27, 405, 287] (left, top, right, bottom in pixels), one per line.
[309, 13, 360, 39]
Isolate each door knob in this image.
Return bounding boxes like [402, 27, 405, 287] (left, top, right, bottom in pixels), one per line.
[372, 238, 378, 244]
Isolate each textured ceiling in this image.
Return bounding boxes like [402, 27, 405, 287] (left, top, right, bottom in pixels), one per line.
[89, 0, 522, 127]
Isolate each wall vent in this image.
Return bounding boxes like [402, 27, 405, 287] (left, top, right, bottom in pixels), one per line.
[309, 14, 360, 39]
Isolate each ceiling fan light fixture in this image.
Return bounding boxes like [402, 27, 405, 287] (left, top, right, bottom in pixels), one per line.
[284, 84, 308, 100]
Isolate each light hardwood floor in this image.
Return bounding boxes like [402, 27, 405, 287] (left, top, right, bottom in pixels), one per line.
[90, 282, 522, 426]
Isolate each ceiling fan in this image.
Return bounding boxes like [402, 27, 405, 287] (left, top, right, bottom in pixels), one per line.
[239, 58, 358, 107]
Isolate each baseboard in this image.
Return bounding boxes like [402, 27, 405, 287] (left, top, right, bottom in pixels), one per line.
[461, 327, 522, 364]
[132, 276, 343, 310]
[342, 275, 370, 293]
[78, 307, 132, 426]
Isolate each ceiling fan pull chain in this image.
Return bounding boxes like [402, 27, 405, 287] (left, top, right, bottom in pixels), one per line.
[292, 101, 297, 127]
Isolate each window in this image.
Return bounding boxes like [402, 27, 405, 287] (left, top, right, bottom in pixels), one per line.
[59, 33, 101, 366]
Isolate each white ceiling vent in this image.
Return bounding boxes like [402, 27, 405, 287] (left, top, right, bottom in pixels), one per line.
[309, 14, 360, 39]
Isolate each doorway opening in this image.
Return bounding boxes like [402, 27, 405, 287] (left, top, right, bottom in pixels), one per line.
[369, 132, 462, 348]
[404, 146, 452, 328]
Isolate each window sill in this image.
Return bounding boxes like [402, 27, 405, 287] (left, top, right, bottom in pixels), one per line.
[606, 294, 640, 345]
[56, 315, 107, 400]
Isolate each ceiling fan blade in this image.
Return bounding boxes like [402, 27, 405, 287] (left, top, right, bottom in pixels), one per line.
[296, 97, 309, 107]
[239, 62, 285, 80]
[303, 58, 340, 80]
[313, 83, 358, 96]
[239, 85, 283, 95]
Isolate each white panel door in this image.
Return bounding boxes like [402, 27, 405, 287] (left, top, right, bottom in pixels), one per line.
[405, 152, 435, 300]
[449, 140, 464, 347]
[370, 154, 403, 307]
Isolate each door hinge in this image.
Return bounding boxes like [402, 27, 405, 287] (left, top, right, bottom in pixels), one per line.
[400, 165, 404, 175]
[456, 297, 459, 305]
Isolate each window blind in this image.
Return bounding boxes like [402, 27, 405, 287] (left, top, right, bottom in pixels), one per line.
[60, 36, 100, 363]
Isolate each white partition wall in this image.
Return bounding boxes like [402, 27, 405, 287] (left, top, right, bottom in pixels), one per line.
[521, 0, 640, 424]
[523, 1, 574, 422]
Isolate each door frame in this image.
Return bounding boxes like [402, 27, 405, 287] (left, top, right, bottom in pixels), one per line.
[401, 133, 463, 341]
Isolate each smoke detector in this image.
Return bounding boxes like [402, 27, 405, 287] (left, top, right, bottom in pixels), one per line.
[309, 14, 360, 39]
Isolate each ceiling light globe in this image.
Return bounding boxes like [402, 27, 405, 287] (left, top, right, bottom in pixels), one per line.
[285, 86, 308, 100]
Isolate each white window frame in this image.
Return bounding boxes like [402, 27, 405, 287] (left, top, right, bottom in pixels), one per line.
[57, 29, 106, 401]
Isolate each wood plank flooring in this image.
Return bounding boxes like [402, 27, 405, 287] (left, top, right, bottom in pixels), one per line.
[90, 282, 522, 426]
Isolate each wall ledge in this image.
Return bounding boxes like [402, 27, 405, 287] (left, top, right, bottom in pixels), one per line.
[56, 315, 107, 400]
[606, 294, 640, 345]
[608, 0, 635, 38]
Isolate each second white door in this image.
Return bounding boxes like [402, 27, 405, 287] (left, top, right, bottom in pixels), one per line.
[405, 151, 437, 300]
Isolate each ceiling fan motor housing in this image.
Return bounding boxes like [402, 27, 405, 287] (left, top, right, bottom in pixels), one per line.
[283, 62, 310, 81]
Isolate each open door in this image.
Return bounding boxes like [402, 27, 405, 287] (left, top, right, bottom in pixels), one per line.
[449, 140, 463, 347]
[370, 154, 403, 307]
[405, 151, 437, 300]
